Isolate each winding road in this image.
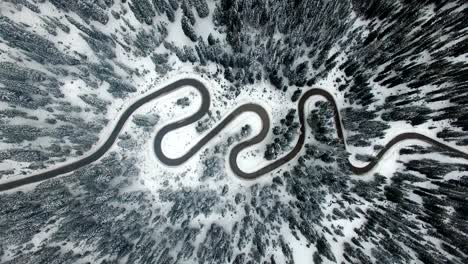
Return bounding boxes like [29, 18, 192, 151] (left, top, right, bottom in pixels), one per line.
[1, 78, 467, 192]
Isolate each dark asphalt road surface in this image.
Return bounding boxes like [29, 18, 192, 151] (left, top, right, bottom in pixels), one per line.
[1, 78, 467, 191]
[0, 78, 209, 192]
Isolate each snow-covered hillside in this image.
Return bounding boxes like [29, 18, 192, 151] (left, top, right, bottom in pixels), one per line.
[0, 1, 467, 263]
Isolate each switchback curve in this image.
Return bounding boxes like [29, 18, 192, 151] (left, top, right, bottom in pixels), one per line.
[1, 78, 468, 191]
[0, 78, 210, 192]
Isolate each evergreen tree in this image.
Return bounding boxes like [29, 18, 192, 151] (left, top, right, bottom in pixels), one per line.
[181, 16, 197, 42]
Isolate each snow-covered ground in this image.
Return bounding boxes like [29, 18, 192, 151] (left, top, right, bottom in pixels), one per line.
[1, 1, 468, 263]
